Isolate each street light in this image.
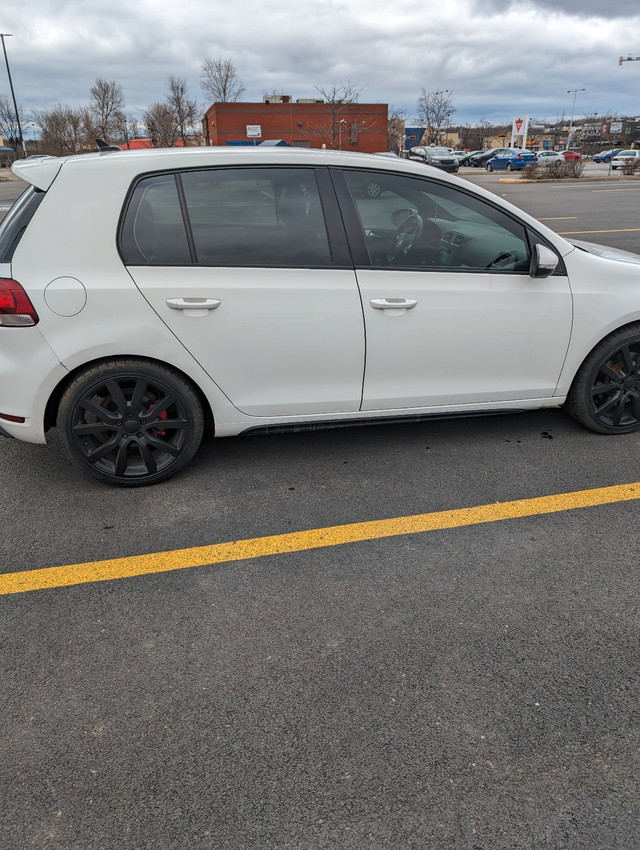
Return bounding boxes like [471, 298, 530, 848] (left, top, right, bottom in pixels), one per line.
[566, 87, 585, 149]
[0, 33, 27, 158]
[338, 118, 347, 149]
[433, 90, 450, 145]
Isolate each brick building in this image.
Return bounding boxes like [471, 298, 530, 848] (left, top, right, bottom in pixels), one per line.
[202, 95, 388, 153]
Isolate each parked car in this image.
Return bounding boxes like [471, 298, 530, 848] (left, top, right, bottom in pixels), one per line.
[558, 150, 582, 160]
[3, 146, 640, 485]
[468, 148, 511, 167]
[486, 149, 538, 171]
[535, 151, 564, 166]
[593, 149, 623, 163]
[611, 149, 640, 169]
[407, 146, 459, 173]
[457, 150, 484, 166]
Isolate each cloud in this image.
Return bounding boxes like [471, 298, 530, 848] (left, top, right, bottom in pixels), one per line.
[2, 0, 639, 129]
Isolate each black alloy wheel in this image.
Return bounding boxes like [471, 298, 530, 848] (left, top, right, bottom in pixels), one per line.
[59, 359, 204, 485]
[567, 326, 640, 434]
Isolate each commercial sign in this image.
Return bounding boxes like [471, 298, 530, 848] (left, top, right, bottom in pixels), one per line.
[246, 125, 262, 138]
[511, 115, 529, 148]
[610, 121, 623, 134]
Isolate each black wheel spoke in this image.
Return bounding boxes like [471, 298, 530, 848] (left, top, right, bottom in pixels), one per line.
[591, 381, 619, 397]
[78, 397, 120, 423]
[105, 379, 130, 416]
[629, 391, 640, 422]
[137, 440, 158, 475]
[147, 393, 174, 420]
[600, 363, 623, 381]
[610, 397, 627, 426]
[73, 421, 118, 437]
[620, 345, 634, 373]
[149, 417, 188, 430]
[594, 392, 621, 416]
[145, 434, 181, 456]
[130, 377, 149, 416]
[113, 441, 133, 477]
[84, 433, 121, 462]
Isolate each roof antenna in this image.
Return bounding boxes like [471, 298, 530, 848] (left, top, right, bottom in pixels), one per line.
[95, 138, 121, 153]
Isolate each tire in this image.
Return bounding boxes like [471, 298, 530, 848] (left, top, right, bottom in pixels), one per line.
[486, 163, 493, 172]
[566, 325, 640, 434]
[505, 162, 512, 172]
[58, 359, 205, 486]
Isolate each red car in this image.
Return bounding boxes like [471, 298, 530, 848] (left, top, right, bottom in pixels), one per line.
[558, 150, 582, 160]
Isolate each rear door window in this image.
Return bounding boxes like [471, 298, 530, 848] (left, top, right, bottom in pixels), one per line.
[120, 167, 332, 268]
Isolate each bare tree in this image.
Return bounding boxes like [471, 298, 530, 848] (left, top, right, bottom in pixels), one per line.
[200, 58, 246, 103]
[387, 106, 406, 153]
[165, 76, 201, 146]
[0, 94, 21, 155]
[89, 78, 126, 142]
[112, 112, 141, 147]
[144, 103, 178, 148]
[33, 104, 93, 156]
[312, 81, 366, 149]
[416, 89, 456, 146]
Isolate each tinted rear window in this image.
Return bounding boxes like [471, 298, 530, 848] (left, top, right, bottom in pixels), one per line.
[0, 186, 45, 263]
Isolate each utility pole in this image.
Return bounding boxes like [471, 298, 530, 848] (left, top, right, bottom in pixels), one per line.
[0, 33, 27, 158]
[566, 88, 585, 149]
[619, 55, 640, 65]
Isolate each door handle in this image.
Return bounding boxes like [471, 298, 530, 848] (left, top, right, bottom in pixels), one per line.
[166, 297, 221, 311]
[369, 298, 418, 310]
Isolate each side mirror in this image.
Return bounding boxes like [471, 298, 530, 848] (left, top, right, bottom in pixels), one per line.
[530, 243, 559, 278]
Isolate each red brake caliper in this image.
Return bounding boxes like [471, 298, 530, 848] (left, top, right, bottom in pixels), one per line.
[149, 405, 168, 437]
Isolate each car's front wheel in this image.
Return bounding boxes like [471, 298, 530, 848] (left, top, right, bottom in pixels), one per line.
[59, 359, 205, 485]
[567, 325, 640, 434]
[486, 163, 493, 172]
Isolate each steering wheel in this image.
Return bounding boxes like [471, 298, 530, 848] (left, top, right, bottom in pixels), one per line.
[387, 213, 423, 264]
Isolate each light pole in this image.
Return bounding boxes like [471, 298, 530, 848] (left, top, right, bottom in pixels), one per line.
[566, 88, 585, 150]
[433, 89, 450, 145]
[0, 33, 27, 158]
[338, 118, 346, 149]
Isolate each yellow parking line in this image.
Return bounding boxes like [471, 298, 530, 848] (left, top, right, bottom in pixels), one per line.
[2, 482, 640, 595]
[558, 228, 640, 235]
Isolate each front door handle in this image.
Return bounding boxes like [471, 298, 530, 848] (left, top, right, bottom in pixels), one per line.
[370, 298, 418, 310]
[166, 297, 221, 311]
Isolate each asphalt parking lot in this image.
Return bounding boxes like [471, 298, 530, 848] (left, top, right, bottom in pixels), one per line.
[1, 166, 639, 849]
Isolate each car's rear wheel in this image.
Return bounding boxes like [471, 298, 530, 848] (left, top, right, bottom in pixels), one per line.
[567, 325, 640, 434]
[505, 162, 513, 172]
[59, 359, 204, 486]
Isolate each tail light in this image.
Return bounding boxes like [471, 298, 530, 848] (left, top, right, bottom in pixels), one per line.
[0, 278, 39, 326]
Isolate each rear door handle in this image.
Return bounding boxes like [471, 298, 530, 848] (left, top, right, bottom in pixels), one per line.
[370, 298, 418, 310]
[166, 297, 221, 311]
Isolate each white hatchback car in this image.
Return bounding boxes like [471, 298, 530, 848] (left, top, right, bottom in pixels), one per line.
[2, 146, 640, 486]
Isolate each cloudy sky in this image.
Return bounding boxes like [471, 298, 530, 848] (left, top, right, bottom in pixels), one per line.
[2, 0, 639, 131]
